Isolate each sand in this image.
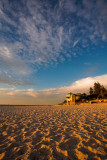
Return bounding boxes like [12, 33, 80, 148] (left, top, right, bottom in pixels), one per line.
[0, 104, 107, 160]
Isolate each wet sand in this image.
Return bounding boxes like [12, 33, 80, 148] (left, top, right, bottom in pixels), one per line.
[0, 104, 107, 160]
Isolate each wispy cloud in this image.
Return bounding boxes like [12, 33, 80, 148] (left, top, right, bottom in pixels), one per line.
[0, 0, 107, 86]
[0, 45, 32, 86]
[0, 0, 107, 65]
[0, 72, 33, 86]
[0, 74, 107, 104]
[0, 46, 29, 74]
[73, 39, 80, 47]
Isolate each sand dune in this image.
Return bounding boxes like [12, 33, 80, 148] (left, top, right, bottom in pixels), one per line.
[0, 104, 107, 160]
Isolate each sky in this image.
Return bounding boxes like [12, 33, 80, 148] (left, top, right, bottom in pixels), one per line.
[0, 0, 107, 105]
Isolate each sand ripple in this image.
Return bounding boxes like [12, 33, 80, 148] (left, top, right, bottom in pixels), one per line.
[0, 104, 107, 160]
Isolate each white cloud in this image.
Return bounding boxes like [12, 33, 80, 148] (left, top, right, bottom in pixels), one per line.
[0, 74, 107, 104]
[0, 0, 106, 68]
[0, 0, 106, 89]
[0, 46, 12, 59]
[73, 39, 79, 47]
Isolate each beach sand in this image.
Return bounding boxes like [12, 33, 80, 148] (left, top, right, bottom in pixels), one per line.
[0, 104, 107, 160]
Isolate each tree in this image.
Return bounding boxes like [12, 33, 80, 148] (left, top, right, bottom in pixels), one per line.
[94, 82, 101, 95]
[89, 87, 93, 95]
[101, 85, 106, 93]
[99, 90, 105, 98]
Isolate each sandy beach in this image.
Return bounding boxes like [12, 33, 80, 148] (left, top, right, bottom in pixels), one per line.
[0, 104, 107, 160]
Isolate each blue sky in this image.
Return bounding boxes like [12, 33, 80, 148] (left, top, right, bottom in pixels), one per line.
[0, 0, 107, 104]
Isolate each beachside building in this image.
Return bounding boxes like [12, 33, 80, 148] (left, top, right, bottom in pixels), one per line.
[66, 93, 75, 105]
